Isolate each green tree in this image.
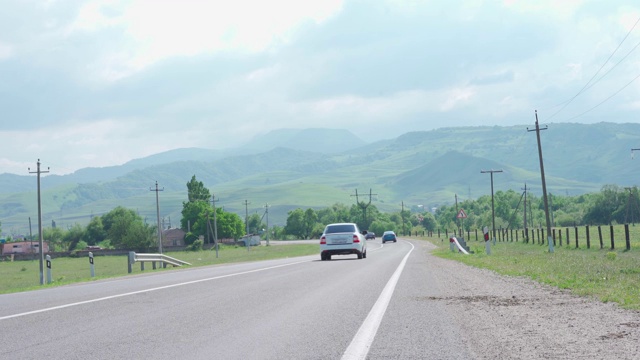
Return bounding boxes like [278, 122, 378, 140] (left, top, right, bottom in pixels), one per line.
[43, 227, 64, 252]
[64, 224, 86, 251]
[247, 213, 266, 234]
[285, 208, 305, 239]
[216, 210, 244, 239]
[186, 175, 211, 203]
[83, 216, 107, 245]
[102, 206, 153, 251]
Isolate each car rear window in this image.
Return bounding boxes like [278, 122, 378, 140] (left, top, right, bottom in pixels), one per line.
[325, 224, 356, 234]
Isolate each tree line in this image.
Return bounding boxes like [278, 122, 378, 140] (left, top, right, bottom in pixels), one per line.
[279, 185, 640, 239]
[11, 180, 640, 250]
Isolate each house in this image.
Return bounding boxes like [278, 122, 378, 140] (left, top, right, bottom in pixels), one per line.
[2, 241, 49, 255]
[162, 228, 186, 247]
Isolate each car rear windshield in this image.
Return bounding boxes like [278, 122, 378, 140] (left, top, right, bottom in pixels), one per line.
[325, 224, 356, 234]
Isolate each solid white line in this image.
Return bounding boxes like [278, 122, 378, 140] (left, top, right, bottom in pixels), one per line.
[341, 242, 415, 360]
[0, 259, 309, 321]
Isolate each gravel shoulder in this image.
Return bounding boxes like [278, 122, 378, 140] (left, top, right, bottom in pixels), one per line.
[421, 241, 640, 359]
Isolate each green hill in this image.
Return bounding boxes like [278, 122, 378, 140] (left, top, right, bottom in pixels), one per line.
[2, 123, 640, 235]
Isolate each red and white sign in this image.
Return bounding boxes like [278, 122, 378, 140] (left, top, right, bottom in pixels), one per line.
[456, 209, 467, 219]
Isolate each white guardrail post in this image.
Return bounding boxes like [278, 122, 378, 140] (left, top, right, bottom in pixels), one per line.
[89, 252, 95, 278]
[46, 255, 52, 284]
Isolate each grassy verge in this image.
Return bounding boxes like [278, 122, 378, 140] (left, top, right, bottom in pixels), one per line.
[425, 236, 640, 310]
[0, 244, 319, 294]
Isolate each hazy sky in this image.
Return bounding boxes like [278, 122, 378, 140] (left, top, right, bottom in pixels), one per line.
[1, 0, 640, 175]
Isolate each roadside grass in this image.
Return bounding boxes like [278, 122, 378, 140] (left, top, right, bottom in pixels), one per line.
[0, 244, 319, 294]
[425, 236, 640, 310]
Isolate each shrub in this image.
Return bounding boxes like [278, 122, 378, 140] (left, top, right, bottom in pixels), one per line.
[606, 252, 617, 261]
[187, 239, 203, 251]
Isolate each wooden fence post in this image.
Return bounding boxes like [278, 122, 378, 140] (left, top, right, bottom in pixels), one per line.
[625, 224, 631, 251]
[610, 225, 615, 250]
[586, 225, 590, 249]
[541, 228, 545, 245]
[475, 229, 478, 241]
[566, 228, 570, 247]
[598, 226, 603, 249]
[558, 229, 562, 246]
[575, 226, 579, 249]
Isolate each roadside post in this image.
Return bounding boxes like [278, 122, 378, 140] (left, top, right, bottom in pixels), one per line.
[128, 251, 135, 274]
[46, 255, 52, 284]
[89, 252, 95, 278]
[449, 236, 455, 252]
[483, 226, 491, 255]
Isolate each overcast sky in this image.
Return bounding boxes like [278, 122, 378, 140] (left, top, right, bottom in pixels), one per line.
[1, 0, 639, 175]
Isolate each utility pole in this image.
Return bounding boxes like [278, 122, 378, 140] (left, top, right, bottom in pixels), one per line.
[455, 194, 460, 235]
[264, 203, 270, 246]
[522, 183, 529, 242]
[351, 189, 377, 229]
[29, 159, 49, 285]
[211, 194, 218, 248]
[150, 181, 164, 254]
[480, 169, 502, 245]
[401, 201, 406, 236]
[244, 200, 250, 251]
[28, 217, 34, 260]
[528, 110, 554, 253]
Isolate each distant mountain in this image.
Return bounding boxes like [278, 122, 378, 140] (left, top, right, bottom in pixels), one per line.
[245, 128, 367, 153]
[2, 123, 640, 234]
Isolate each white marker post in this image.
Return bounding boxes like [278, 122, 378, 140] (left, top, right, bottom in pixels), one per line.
[89, 252, 95, 278]
[483, 226, 491, 255]
[45, 255, 52, 284]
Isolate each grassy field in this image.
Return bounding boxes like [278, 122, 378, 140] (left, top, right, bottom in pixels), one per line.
[426, 232, 640, 310]
[0, 244, 319, 294]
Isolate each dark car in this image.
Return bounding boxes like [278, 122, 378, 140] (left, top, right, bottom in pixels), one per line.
[382, 231, 397, 244]
[365, 232, 375, 240]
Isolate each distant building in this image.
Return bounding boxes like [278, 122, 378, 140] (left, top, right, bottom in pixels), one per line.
[2, 241, 49, 255]
[162, 228, 186, 247]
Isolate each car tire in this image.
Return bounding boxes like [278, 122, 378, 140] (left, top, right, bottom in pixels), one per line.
[327, 255, 331, 260]
[394, 240, 397, 242]
[363, 250, 367, 258]
[357, 252, 363, 259]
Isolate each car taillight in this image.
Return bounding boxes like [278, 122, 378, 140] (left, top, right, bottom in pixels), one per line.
[353, 235, 360, 243]
[320, 236, 326, 244]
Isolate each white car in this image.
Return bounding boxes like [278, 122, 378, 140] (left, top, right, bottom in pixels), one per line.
[319, 223, 367, 261]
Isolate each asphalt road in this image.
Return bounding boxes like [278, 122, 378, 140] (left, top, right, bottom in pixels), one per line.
[0, 238, 474, 360]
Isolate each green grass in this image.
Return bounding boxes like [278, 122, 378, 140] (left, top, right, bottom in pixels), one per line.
[427, 235, 640, 310]
[0, 244, 319, 294]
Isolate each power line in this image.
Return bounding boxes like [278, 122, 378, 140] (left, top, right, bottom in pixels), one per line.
[562, 72, 640, 121]
[546, 15, 640, 121]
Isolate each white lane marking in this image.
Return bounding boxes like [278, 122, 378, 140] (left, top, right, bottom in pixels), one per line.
[341, 242, 415, 360]
[0, 259, 309, 321]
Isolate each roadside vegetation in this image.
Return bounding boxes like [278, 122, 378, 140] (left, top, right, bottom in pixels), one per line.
[426, 235, 640, 310]
[0, 243, 318, 294]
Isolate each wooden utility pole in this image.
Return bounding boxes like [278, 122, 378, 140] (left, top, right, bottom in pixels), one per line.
[481, 169, 503, 243]
[528, 110, 554, 253]
[522, 183, 529, 240]
[29, 159, 49, 285]
[244, 200, 250, 251]
[150, 181, 164, 253]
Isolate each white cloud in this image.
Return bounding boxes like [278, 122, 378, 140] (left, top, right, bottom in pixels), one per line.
[67, 0, 343, 81]
[0, 41, 14, 59]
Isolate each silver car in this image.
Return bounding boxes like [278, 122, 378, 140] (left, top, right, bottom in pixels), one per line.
[319, 223, 367, 260]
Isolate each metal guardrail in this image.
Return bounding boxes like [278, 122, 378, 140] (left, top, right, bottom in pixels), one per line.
[128, 252, 191, 273]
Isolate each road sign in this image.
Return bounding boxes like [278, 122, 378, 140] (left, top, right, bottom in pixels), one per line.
[457, 209, 467, 219]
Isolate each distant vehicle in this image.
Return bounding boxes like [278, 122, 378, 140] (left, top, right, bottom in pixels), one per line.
[320, 223, 367, 261]
[365, 232, 375, 240]
[381, 231, 397, 244]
